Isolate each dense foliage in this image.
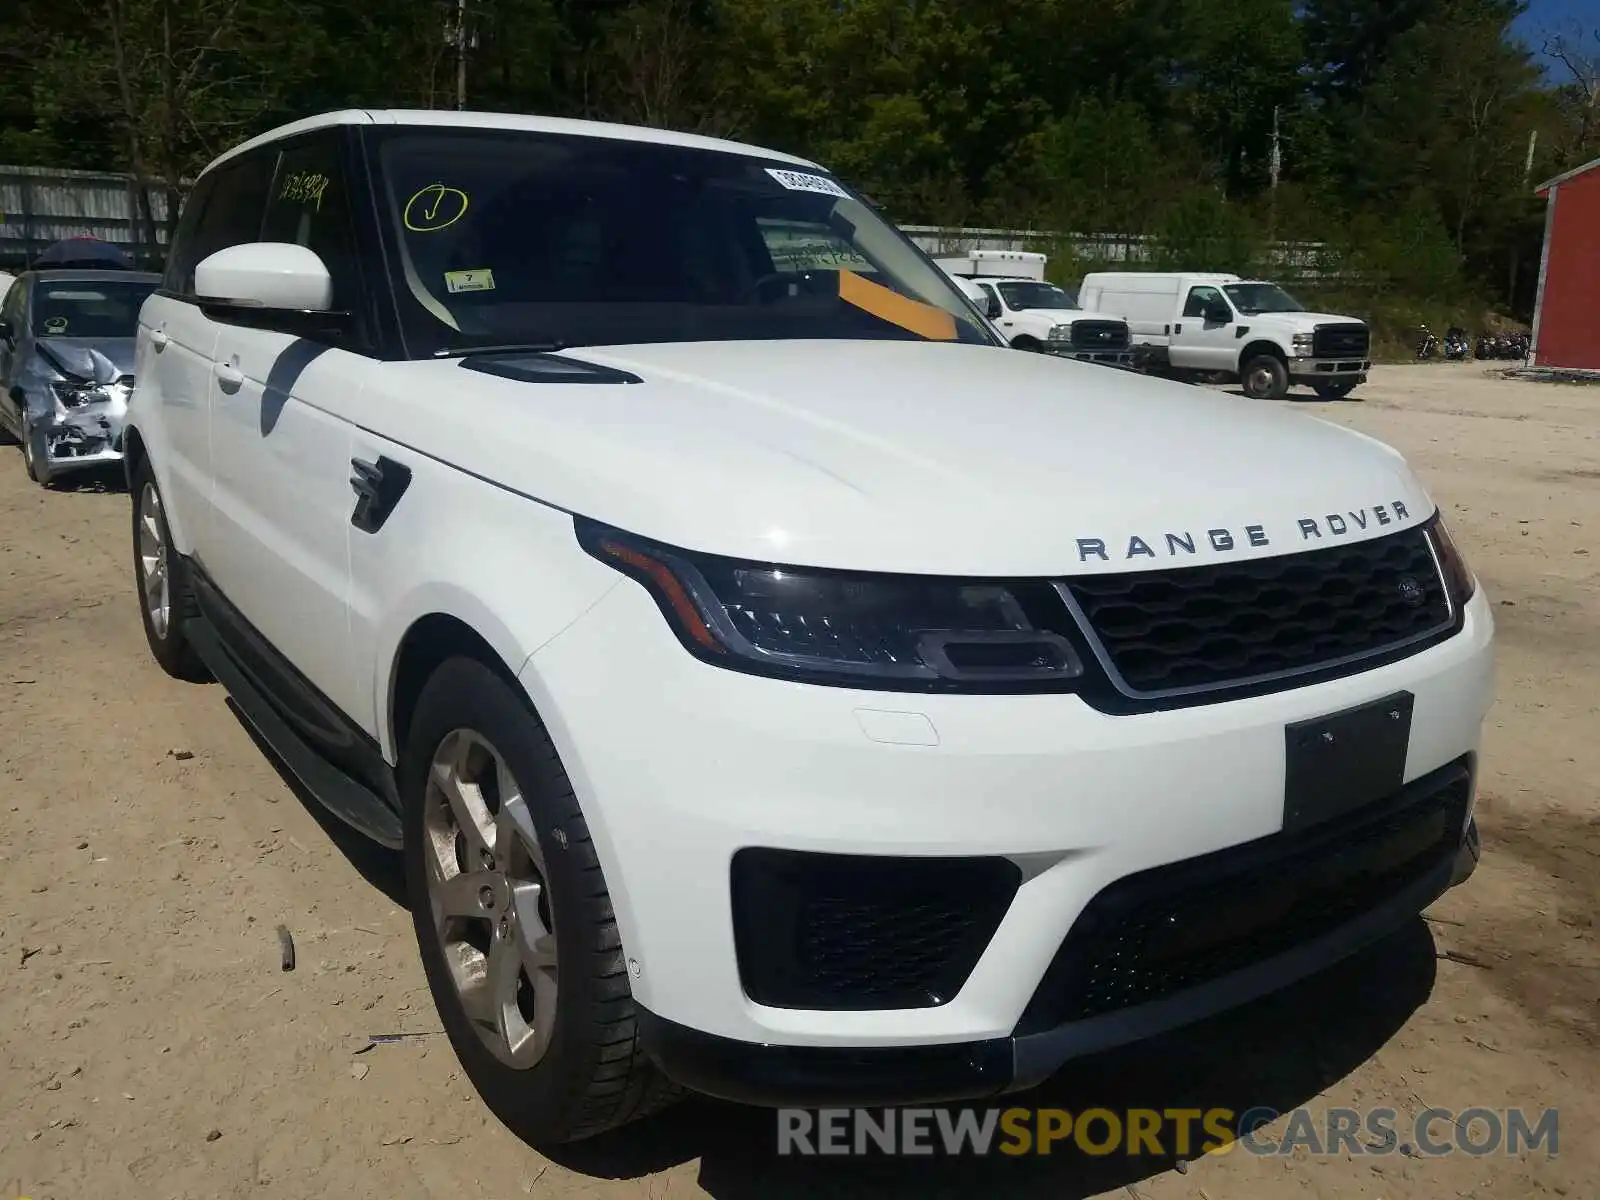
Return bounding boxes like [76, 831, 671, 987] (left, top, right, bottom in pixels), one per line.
[1, 0, 1595, 322]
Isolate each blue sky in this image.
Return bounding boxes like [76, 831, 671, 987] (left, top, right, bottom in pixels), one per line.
[1516, 0, 1593, 61]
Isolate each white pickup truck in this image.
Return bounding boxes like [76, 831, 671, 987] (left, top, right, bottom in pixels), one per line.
[1079, 272, 1372, 400]
[936, 251, 1134, 367]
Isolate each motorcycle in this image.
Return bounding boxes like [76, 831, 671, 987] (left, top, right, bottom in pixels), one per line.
[1415, 326, 1440, 360]
[1443, 325, 1471, 361]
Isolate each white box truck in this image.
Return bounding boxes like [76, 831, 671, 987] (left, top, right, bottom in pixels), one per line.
[936, 251, 1134, 368]
[1078, 272, 1372, 400]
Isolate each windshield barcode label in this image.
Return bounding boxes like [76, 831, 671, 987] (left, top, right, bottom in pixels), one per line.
[765, 168, 850, 198]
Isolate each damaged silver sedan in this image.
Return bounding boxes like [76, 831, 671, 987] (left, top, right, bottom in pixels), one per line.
[0, 269, 160, 485]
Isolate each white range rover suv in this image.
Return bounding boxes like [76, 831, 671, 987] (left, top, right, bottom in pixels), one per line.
[126, 109, 1494, 1146]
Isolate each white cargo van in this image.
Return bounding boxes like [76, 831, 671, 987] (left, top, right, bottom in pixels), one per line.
[1079, 272, 1371, 400]
[938, 251, 1134, 368]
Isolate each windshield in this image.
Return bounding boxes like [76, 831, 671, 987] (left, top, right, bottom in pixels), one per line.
[995, 281, 1078, 311]
[371, 128, 997, 356]
[1223, 282, 1304, 315]
[31, 280, 157, 338]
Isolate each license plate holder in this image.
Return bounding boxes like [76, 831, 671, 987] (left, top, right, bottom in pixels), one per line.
[1284, 691, 1414, 833]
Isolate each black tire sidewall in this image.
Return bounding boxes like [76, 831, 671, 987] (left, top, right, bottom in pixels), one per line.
[400, 656, 620, 1144]
[1242, 355, 1289, 400]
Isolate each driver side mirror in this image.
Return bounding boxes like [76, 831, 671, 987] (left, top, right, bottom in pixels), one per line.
[986, 295, 1002, 320]
[193, 242, 350, 338]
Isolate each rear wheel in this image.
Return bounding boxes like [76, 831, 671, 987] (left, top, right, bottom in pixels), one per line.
[130, 456, 209, 681]
[402, 657, 679, 1146]
[1240, 354, 1290, 400]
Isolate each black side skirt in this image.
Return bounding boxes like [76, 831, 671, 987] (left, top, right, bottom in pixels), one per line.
[185, 564, 403, 848]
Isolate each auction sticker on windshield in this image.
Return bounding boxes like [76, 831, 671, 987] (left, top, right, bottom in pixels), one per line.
[765, 168, 851, 198]
[445, 269, 495, 294]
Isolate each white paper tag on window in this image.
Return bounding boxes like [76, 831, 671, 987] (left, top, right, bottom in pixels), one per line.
[764, 168, 850, 198]
[445, 268, 495, 294]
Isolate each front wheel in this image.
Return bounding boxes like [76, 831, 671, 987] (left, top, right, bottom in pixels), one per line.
[402, 657, 679, 1146]
[21, 420, 53, 486]
[1010, 336, 1045, 352]
[1240, 354, 1290, 400]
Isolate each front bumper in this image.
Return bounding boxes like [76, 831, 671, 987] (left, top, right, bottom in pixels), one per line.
[30, 391, 129, 473]
[521, 583, 1494, 1103]
[1047, 345, 1135, 367]
[1289, 356, 1371, 383]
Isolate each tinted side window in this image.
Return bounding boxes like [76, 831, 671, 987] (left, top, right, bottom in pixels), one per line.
[182, 151, 276, 293]
[163, 173, 215, 292]
[1183, 286, 1225, 318]
[261, 133, 360, 312]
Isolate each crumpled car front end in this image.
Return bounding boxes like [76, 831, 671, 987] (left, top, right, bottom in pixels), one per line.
[20, 339, 134, 478]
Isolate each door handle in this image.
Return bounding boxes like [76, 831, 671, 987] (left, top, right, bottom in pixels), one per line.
[214, 362, 244, 389]
[150, 329, 169, 351]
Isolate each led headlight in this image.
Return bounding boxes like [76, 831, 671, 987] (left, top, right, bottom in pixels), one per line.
[1427, 513, 1477, 606]
[50, 381, 115, 410]
[576, 519, 1084, 692]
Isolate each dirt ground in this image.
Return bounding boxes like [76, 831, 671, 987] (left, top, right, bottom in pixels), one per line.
[2, 362, 1596, 1199]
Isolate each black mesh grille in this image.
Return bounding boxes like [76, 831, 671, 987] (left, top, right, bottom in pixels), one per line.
[1313, 323, 1370, 358]
[1063, 525, 1451, 696]
[1017, 758, 1472, 1031]
[1070, 320, 1131, 352]
[731, 850, 1021, 1009]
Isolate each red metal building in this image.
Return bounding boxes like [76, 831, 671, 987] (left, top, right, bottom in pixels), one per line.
[1531, 155, 1600, 371]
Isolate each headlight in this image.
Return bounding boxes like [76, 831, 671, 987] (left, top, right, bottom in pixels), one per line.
[1427, 513, 1477, 607]
[1292, 332, 1314, 354]
[51, 381, 113, 409]
[1047, 324, 1072, 342]
[576, 519, 1084, 691]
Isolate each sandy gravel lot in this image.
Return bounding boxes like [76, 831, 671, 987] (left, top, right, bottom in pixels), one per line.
[1, 362, 1596, 1199]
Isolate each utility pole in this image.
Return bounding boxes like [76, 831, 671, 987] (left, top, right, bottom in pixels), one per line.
[1269, 105, 1282, 244]
[445, 0, 476, 110]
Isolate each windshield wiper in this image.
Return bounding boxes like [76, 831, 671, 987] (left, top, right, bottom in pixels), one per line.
[434, 339, 573, 358]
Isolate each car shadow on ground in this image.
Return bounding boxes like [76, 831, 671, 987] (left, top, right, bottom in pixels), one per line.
[548, 921, 1439, 1199]
[39, 463, 126, 492]
[223, 697, 408, 908]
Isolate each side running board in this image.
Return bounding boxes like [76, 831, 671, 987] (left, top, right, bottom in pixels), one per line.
[186, 615, 404, 848]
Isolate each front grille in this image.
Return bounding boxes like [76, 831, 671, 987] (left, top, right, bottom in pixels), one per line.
[731, 849, 1020, 1009]
[1070, 319, 1131, 352]
[1313, 323, 1370, 358]
[1061, 525, 1452, 698]
[1016, 757, 1472, 1031]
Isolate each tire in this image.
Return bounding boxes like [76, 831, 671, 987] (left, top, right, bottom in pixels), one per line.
[130, 455, 210, 681]
[21, 420, 53, 486]
[1312, 381, 1358, 401]
[1010, 336, 1044, 352]
[1240, 353, 1290, 400]
[402, 657, 679, 1146]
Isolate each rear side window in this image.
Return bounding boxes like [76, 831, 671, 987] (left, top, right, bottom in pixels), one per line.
[178, 151, 275, 293]
[261, 133, 361, 312]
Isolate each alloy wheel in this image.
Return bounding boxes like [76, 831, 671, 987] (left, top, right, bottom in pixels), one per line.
[424, 728, 559, 1069]
[137, 482, 170, 638]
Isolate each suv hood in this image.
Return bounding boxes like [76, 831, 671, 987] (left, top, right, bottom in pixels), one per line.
[366, 340, 1425, 575]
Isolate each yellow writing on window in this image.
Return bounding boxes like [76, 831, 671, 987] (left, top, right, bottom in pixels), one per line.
[279, 171, 330, 211]
[404, 184, 470, 232]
